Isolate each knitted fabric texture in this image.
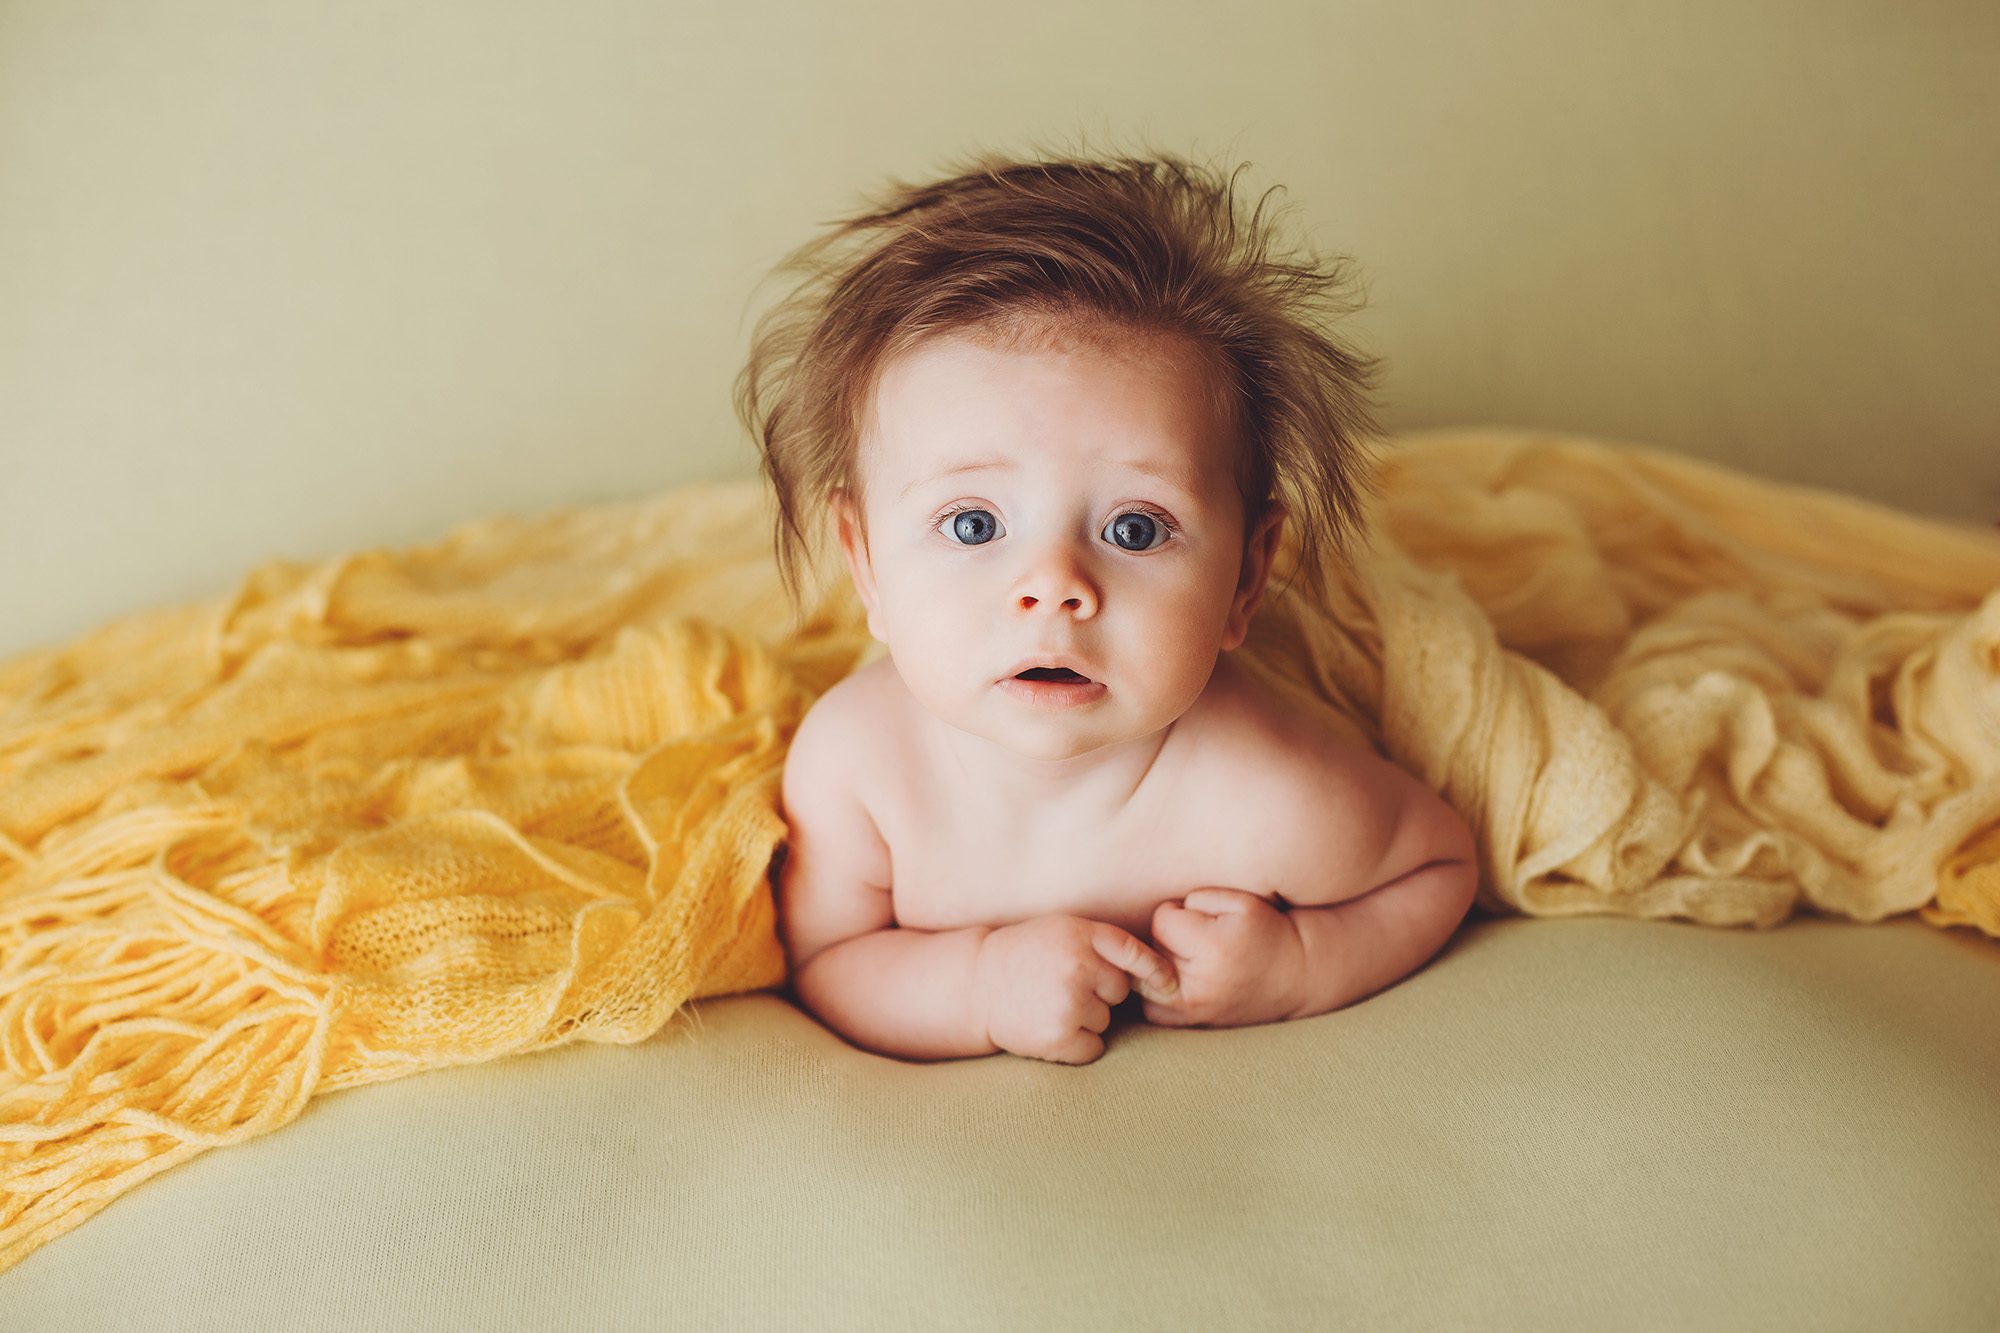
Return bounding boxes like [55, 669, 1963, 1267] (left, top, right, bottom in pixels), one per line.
[2, 427, 1997, 1271]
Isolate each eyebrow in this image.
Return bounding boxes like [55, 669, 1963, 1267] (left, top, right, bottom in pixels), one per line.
[899, 457, 1200, 501]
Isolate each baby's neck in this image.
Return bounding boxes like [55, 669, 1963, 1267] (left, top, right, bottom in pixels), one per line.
[920, 712, 1178, 829]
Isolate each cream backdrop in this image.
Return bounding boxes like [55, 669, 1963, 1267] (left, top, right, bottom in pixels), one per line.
[1, 0, 1994, 661]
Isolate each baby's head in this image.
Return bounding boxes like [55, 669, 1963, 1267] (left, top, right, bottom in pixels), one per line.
[734, 142, 1383, 760]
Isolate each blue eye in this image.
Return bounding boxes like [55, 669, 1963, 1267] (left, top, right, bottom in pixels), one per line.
[1103, 510, 1168, 552]
[933, 504, 1176, 550]
[941, 507, 1000, 545]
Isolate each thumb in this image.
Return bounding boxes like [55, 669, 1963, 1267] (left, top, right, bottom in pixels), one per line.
[1183, 887, 1255, 914]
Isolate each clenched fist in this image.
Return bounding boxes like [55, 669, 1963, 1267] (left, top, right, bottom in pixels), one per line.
[1143, 887, 1305, 1029]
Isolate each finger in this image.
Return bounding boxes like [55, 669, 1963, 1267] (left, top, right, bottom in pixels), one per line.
[1142, 999, 1190, 1027]
[1090, 924, 1168, 985]
[1183, 887, 1254, 914]
[1059, 1031, 1106, 1065]
[1084, 998, 1112, 1033]
[1149, 906, 1194, 959]
[1093, 967, 1131, 1009]
[1091, 926, 1179, 1001]
[1154, 902, 1211, 936]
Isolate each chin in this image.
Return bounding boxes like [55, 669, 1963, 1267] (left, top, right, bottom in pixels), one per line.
[921, 702, 1103, 761]
[989, 729, 1111, 762]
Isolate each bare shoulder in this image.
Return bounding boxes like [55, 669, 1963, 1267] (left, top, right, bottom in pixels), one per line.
[790, 655, 903, 765]
[780, 656, 901, 886]
[1196, 655, 1431, 907]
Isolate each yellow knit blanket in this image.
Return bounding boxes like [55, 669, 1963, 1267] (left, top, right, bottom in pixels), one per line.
[3, 428, 1997, 1271]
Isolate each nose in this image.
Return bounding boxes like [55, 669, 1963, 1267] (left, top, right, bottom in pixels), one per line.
[1012, 542, 1100, 619]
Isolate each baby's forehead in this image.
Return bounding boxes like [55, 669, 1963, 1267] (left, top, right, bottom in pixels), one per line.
[955, 314, 1216, 379]
[861, 325, 1238, 485]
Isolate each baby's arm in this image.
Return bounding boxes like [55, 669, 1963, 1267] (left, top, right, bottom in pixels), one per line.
[776, 700, 1177, 1064]
[791, 920, 1000, 1061]
[1277, 750, 1478, 1020]
[776, 698, 999, 1061]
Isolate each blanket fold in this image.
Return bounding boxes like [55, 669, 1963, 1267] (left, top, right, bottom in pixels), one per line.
[3, 427, 1997, 1271]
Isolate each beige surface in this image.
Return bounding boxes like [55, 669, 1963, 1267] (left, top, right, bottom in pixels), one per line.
[2, 1, 1997, 663]
[3, 912, 1996, 1329]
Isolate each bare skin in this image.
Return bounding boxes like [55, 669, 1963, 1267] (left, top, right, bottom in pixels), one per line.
[839, 647, 1301, 947]
[779, 321, 1476, 1063]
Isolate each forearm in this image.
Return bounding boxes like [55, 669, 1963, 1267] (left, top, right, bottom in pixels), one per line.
[1286, 858, 1477, 1020]
[790, 925, 999, 1062]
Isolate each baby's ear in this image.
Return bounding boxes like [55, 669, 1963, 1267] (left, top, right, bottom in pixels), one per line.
[830, 488, 885, 639]
[1223, 501, 1287, 650]
[1253, 499, 1287, 550]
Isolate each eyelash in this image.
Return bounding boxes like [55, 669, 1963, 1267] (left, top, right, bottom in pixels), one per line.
[930, 501, 1179, 548]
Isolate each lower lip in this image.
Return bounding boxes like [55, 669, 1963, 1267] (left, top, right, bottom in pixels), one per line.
[998, 676, 1108, 709]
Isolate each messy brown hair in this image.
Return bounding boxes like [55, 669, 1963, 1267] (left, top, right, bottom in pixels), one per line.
[731, 135, 1386, 624]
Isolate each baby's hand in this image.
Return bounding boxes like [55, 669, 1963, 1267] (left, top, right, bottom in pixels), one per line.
[1144, 888, 1305, 1029]
[974, 915, 1181, 1065]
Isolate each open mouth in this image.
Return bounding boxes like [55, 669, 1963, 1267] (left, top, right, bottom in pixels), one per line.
[1002, 664, 1106, 708]
[1015, 666, 1092, 683]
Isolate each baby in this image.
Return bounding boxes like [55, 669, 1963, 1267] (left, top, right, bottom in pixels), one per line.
[735, 145, 1478, 1065]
